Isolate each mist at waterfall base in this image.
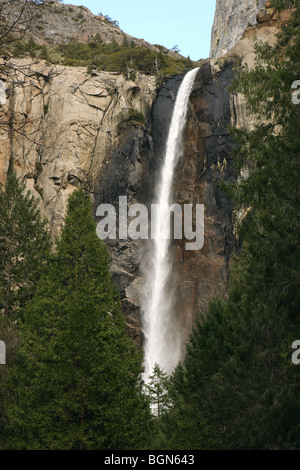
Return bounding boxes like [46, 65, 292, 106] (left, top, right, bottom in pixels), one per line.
[141, 68, 200, 384]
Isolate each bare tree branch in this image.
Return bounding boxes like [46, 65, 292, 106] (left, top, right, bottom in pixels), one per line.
[0, 1, 62, 149]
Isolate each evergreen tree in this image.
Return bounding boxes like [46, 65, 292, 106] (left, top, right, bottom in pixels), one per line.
[0, 171, 50, 319]
[3, 189, 151, 450]
[146, 363, 170, 418]
[144, 364, 210, 451]
[0, 170, 50, 447]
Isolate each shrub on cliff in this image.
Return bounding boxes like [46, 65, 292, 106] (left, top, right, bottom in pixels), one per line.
[15, 37, 196, 77]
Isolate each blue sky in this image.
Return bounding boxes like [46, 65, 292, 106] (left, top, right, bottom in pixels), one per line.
[61, 0, 217, 60]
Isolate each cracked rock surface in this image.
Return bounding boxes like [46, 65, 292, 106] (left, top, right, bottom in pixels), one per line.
[210, 0, 267, 58]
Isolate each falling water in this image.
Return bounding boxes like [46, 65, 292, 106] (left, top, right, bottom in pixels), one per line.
[142, 68, 199, 382]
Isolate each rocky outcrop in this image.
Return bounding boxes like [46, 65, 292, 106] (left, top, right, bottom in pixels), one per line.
[210, 0, 268, 58]
[0, 62, 157, 230]
[6, 0, 176, 55]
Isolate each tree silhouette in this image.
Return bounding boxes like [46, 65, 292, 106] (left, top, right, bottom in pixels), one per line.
[146, 363, 171, 418]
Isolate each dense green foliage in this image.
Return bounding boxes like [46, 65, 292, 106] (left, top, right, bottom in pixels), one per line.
[2, 189, 151, 449]
[0, 170, 50, 445]
[158, 0, 300, 450]
[0, 171, 50, 319]
[13, 36, 196, 77]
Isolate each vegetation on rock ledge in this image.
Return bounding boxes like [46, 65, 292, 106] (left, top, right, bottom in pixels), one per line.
[12, 36, 196, 77]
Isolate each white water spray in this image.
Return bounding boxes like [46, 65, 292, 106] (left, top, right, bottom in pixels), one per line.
[142, 68, 199, 382]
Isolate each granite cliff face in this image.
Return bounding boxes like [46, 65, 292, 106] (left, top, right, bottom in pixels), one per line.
[210, 0, 268, 58]
[0, 1, 281, 345]
[0, 59, 158, 343]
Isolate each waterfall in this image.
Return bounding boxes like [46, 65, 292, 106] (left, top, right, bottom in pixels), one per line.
[141, 68, 199, 382]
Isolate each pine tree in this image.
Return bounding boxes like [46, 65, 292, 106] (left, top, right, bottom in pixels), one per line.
[146, 363, 170, 418]
[3, 189, 151, 450]
[0, 171, 50, 320]
[0, 170, 50, 447]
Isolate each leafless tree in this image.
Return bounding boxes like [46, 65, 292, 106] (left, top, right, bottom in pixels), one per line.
[0, 0, 60, 144]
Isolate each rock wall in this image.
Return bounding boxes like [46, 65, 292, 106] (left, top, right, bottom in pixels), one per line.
[0, 61, 158, 344]
[136, 66, 237, 342]
[173, 62, 236, 340]
[210, 0, 267, 58]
